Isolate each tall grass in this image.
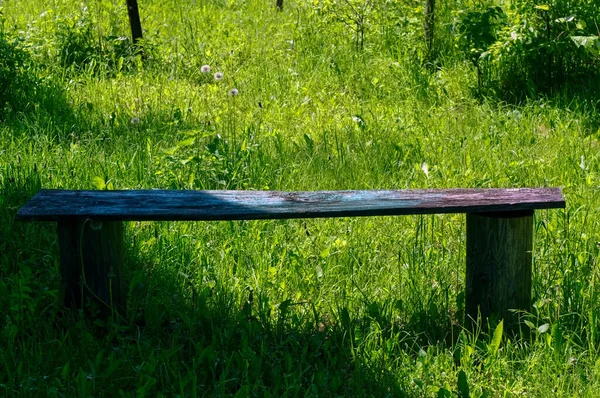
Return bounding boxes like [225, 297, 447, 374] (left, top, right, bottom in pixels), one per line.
[1, 0, 600, 395]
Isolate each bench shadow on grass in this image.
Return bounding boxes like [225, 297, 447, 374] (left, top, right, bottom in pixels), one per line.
[124, 255, 469, 395]
[1, 60, 76, 137]
[478, 76, 600, 135]
[124, 251, 411, 396]
[0, 166, 44, 271]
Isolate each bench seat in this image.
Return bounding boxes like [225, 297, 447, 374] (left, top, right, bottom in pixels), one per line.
[17, 188, 565, 329]
[16, 188, 564, 221]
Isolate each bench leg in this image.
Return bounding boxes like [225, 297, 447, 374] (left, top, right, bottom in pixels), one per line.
[465, 211, 533, 329]
[57, 220, 126, 317]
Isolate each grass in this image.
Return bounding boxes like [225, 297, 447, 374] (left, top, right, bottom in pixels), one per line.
[1, 0, 600, 396]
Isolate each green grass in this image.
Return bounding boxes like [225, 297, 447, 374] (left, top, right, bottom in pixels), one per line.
[1, 0, 600, 396]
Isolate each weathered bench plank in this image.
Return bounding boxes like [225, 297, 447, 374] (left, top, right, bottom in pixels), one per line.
[16, 187, 565, 329]
[16, 188, 565, 221]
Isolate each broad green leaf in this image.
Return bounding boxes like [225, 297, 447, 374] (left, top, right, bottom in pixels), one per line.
[458, 370, 470, 398]
[278, 299, 292, 317]
[535, 5, 550, 11]
[413, 378, 424, 390]
[177, 137, 196, 147]
[571, 36, 599, 49]
[524, 319, 535, 329]
[551, 322, 564, 353]
[180, 129, 200, 136]
[162, 146, 178, 156]
[572, 36, 600, 57]
[92, 176, 106, 190]
[489, 320, 503, 355]
[538, 323, 550, 334]
[303, 133, 314, 152]
[340, 307, 350, 327]
[555, 15, 575, 24]
[179, 155, 194, 165]
[61, 361, 70, 381]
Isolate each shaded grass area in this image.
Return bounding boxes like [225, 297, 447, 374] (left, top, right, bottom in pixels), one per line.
[1, 0, 600, 395]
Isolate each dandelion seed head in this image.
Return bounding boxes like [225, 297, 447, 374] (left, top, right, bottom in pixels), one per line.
[201, 65, 211, 73]
[229, 88, 239, 96]
[214, 72, 224, 81]
[130, 117, 140, 125]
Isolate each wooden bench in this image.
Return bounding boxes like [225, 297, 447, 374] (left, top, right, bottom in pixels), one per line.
[16, 188, 565, 325]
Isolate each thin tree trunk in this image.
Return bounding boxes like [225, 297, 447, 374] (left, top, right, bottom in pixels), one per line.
[126, 0, 143, 44]
[424, 0, 435, 53]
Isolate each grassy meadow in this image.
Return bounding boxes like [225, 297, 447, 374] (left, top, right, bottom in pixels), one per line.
[1, 0, 600, 396]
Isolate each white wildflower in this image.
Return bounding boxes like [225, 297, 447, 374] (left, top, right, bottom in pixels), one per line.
[200, 65, 211, 73]
[214, 72, 224, 81]
[130, 117, 140, 125]
[229, 88, 239, 96]
[421, 162, 429, 178]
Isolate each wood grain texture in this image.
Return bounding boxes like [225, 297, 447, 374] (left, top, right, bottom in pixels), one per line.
[17, 188, 565, 222]
[465, 212, 533, 329]
[58, 220, 126, 316]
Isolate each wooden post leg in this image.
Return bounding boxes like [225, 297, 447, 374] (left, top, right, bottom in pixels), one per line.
[465, 211, 533, 329]
[57, 220, 126, 317]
